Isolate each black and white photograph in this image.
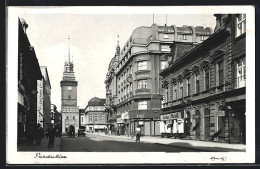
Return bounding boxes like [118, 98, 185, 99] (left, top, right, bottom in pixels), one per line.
[6, 6, 255, 164]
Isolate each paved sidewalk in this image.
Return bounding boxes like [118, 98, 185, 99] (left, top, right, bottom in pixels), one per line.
[90, 133, 246, 152]
[17, 137, 61, 152]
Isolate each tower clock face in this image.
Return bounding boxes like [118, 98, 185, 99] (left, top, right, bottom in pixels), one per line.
[67, 86, 72, 90]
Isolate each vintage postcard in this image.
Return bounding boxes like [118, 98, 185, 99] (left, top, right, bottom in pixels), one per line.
[6, 6, 255, 164]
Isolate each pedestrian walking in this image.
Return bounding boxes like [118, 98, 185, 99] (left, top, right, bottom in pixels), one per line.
[117, 129, 120, 136]
[26, 125, 34, 146]
[48, 124, 56, 148]
[36, 123, 44, 146]
[135, 126, 141, 143]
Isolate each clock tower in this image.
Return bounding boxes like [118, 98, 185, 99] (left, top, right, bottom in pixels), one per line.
[60, 36, 79, 133]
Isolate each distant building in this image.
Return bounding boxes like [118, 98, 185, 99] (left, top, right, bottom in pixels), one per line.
[105, 23, 213, 136]
[18, 18, 42, 143]
[51, 104, 62, 132]
[37, 66, 51, 131]
[79, 108, 85, 129]
[60, 37, 79, 133]
[160, 14, 246, 144]
[84, 97, 107, 132]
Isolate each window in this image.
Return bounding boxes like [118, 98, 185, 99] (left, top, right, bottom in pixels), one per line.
[180, 82, 183, 98]
[236, 57, 246, 88]
[186, 78, 191, 96]
[67, 86, 72, 90]
[164, 87, 168, 103]
[66, 116, 69, 119]
[137, 79, 147, 89]
[94, 115, 98, 123]
[161, 61, 167, 70]
[89, 115, 93, 123]
[130, 83, 133, 92]
[173, 84, 177, 100]
[183, 34, 187, 40]
[161, 45, 170, 52]
[130, 65, 132, 74]
[101, 115, 105, 123]
[137, 61, 147, 70]
[73, 116, 75, 120]
[164, 34, 169, 39]
[81, 117, 83, 123]
[195, 75, 200, 93]
[217, 61, 224, 86]
[138, 100, 147, 110]
[236, 14, 246, 37]
[204, 68, 210, 90]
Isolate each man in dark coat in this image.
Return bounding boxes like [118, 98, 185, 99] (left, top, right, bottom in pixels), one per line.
[36, 123, 44, 146]
[48, 124, 56, 148]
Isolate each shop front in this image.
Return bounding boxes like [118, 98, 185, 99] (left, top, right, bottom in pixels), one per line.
[128, 110, 161, 136]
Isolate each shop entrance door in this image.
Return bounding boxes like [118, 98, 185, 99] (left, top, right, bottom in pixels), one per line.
[204, 108, 210, 140]
[194, 110, 201, 140]
[184, 111, 191, 136]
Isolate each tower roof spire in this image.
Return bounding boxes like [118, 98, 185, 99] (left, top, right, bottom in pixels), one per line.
[68, 36, 70, 63]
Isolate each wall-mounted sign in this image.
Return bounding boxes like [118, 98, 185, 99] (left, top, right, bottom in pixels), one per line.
[160, 112, 180, 120]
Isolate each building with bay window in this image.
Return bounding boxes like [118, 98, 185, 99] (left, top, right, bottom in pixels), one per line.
[105, 23, 212, 136]
[160, 14, 246, 144]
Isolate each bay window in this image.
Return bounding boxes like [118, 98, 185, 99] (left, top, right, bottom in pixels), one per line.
[138, 100, 147, 110]
[137, 61, 147, 70]
[137, 79, 147, 89]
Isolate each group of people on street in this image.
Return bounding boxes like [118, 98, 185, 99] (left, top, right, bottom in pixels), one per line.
[26, 123, 44, 146]
[26, 123, 58, 148]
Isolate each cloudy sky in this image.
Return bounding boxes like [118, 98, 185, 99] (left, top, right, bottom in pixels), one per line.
[16, 7, 217, 110]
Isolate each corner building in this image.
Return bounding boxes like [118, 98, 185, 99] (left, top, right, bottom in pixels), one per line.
[60, 38, 79, 133]
[105, 23, 212, 136]
[160, 14, 246, 144]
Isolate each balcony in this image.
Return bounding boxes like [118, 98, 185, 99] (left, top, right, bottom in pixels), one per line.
[135, 88, 151, 93]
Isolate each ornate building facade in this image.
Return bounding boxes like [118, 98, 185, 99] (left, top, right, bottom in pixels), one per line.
[105, 23, 213, 136]
[160, 14, 246, 144]
[60, 37, 79, 133]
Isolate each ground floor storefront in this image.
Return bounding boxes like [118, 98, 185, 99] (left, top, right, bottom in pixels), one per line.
[85, 124, 107, 132]
[161, 92, 246, 144]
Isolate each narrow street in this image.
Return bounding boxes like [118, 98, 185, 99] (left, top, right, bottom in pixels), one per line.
[60, 134, 201, 152]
